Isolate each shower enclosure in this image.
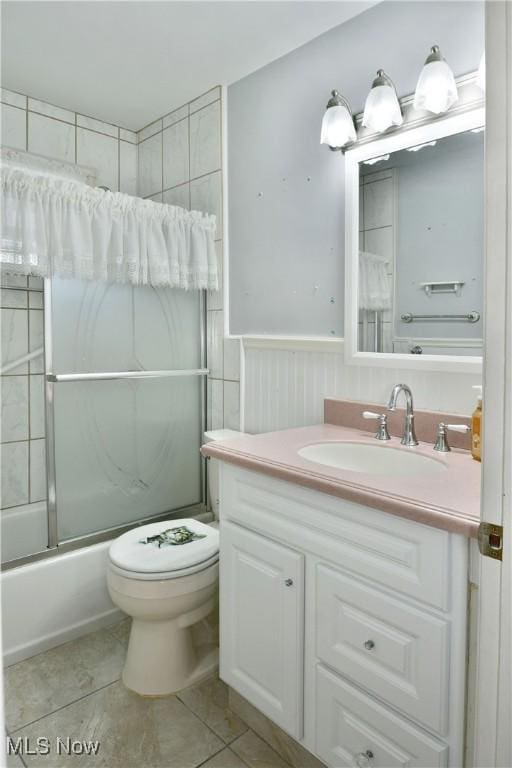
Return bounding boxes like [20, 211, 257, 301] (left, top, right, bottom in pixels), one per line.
[1, 275, 208, 567]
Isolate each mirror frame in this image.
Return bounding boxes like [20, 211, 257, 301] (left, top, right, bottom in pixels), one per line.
[344, 102, 485, 374]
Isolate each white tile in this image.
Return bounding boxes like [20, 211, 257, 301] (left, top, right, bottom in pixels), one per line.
[30, 375, 45, 439]
[1, 88, 26, 109]
[2, 104, 26, 150]
[190, 101, 221, 180]
[1, 376, 29, 442]
[28, 112, 75, 163]
[190, 171, 222, 237]
[163, 104, 189, 129]
[120, 128, 137, 144]
[138, 118, 162, 142]
[1, 274, 27, 289]
[138, 132, 162, 198]
[1, 308, 28, 374]
[163, 119, 189, 190]
[77, 114, 118, 138]
[0, 441, 29, 508]
[223, 381, 240, 431]
[223, 338, 240, 382]
[30, 438, 47, 502]
[363, 177, 393, 229]
[190, 87, 221, 114]
[207, 241, 223, 311]
[29, 310, 44, 374]
[1, 289, 27, 309]
[77, 128, 119, 191]
[163, 183, 190, 210]
[28, 98, 74, 124]
[119, 140, 137, 196]
[28, 276, 44, 291]
[207, 379, 224, 430]
[207, 310, 224, 379]
[28, 291, 43, 309]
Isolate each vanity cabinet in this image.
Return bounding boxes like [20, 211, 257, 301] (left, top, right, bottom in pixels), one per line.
[219, 464, 469, 768]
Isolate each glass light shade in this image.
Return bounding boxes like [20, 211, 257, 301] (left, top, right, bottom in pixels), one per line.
[320, 104, 356, 149]
[363, 85, 403, 133]
[414, 53, 458, 115]
[476, 53, 485, 92]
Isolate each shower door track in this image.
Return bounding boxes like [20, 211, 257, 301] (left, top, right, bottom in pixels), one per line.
[2, 280, 210, 572]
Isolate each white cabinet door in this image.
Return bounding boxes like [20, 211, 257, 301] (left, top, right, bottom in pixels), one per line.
[220, 521, 304, 738]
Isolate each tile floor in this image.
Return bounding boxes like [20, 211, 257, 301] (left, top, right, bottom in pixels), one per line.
[4, 620, 291, 768]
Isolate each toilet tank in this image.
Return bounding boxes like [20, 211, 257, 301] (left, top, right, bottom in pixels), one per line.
[203, 429, 244, 519]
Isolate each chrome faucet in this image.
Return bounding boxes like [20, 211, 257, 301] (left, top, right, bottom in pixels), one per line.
[387, 383, 418, 446]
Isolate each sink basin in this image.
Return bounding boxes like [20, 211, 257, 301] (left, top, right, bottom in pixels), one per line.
[298, 441, 447, 476]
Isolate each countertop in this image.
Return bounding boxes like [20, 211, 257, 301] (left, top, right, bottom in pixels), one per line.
[201, 424, 481, 538]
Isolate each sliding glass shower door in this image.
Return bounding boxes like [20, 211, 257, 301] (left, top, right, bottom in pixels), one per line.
[49, 278, 205, 542]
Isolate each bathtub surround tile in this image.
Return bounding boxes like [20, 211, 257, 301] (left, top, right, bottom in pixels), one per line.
[120, 140, 137, 196]
[163, 118, 190, 190]
[120, 128, 137, 144]
[178, 676, 247, 744]
[223, 381, 241, 431]
[1, 308, 29, 375]
[4, 626, 127, 731]
[163, 183, 190, 210]
[29, 375, 45, 439]
[138, 118, 163, 143]
[0, 442, 29, 508]
[1, 376, 29, 442]
[27, 98, 74, 124]
[1, 289, 27, 309]
[28, 277, 43, 291]
[77, 113, 118, 138]
[149, 192, 163, 202]
[201, 749, 248, 768]
[138, 132, 163, 198]
[190, 171, 222, 237]
[1, 88, 26, 109]
[29, 438, 46, 503]
[231, 731, 291, 768]
[224, 338, 240, 382]
[17, 681, 223, 768]
[190, 101, 221, 180]
[77, 128, 119, 192]
[1, 104, 27, 150]
[190, 87, 221, 114]
[28, 310, 44, 373]
[207, 310, 224, 379]
[207, 379, 224, 431]
[1, 274, 28, 290]
[28, 112, 75, 163]
[28, 291, 43, 309]
[207, 241, 223, 312]
[163, 104, 189, 129]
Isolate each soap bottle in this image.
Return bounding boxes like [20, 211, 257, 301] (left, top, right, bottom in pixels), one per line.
[471, 385, 482, 462]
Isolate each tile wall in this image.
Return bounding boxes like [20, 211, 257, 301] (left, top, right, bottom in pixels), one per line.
[136, 86, 241, 433]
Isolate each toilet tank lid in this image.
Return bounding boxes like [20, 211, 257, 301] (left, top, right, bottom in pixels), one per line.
[203, 429, 244, 443]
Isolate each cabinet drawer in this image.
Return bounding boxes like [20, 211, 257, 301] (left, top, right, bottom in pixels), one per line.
[316, 665, 448, 768]
[316, 564, 449, 735]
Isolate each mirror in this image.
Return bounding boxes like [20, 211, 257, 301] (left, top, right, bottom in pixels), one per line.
[346, 111, 484, 365]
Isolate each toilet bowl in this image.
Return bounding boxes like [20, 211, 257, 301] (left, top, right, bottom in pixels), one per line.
[107, 518, 219, 696]
[204, 429, 244, 518]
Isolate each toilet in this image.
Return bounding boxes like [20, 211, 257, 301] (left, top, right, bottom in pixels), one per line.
[107, 429, 242, 697]
[203, 429, 243, 519]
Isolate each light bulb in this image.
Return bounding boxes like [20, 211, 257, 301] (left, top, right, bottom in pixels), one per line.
[320, 90, 356, 150]
[362, 70, 403, 133]
[414, 45, 458, 115]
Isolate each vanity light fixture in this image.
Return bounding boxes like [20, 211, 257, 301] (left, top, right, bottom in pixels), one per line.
[414, 45, 458, 115]
[320, 90, 356, 150]
[476, 53, 485, 92]
[362, 70, 403, 133]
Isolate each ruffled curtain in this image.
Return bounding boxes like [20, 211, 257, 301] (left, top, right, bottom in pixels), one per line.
[359, 250, 391, 311]
[0, 164, 218, 290]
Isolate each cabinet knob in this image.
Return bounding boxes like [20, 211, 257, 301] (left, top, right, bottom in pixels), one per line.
[356, 750, 374, 767]
[364, 640, 375, 650]
[284, 578, 293, 587]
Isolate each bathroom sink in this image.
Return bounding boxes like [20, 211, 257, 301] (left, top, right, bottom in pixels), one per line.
[298, 441, 447, 476]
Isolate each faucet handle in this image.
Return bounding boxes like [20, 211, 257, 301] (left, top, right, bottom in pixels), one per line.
[434, 422, 471, 452]
[362, 411, 391, 441]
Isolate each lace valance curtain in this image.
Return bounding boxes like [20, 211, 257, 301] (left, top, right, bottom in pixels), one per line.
[0, 163, 218, 290]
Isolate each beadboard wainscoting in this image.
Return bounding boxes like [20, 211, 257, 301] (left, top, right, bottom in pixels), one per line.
[241, 338, 482, 435]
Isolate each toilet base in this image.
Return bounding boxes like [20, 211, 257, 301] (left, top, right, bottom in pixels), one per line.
[122, 617, 219, 696]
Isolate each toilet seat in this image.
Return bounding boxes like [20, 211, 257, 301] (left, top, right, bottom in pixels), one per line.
[108, 518, 219, 581]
